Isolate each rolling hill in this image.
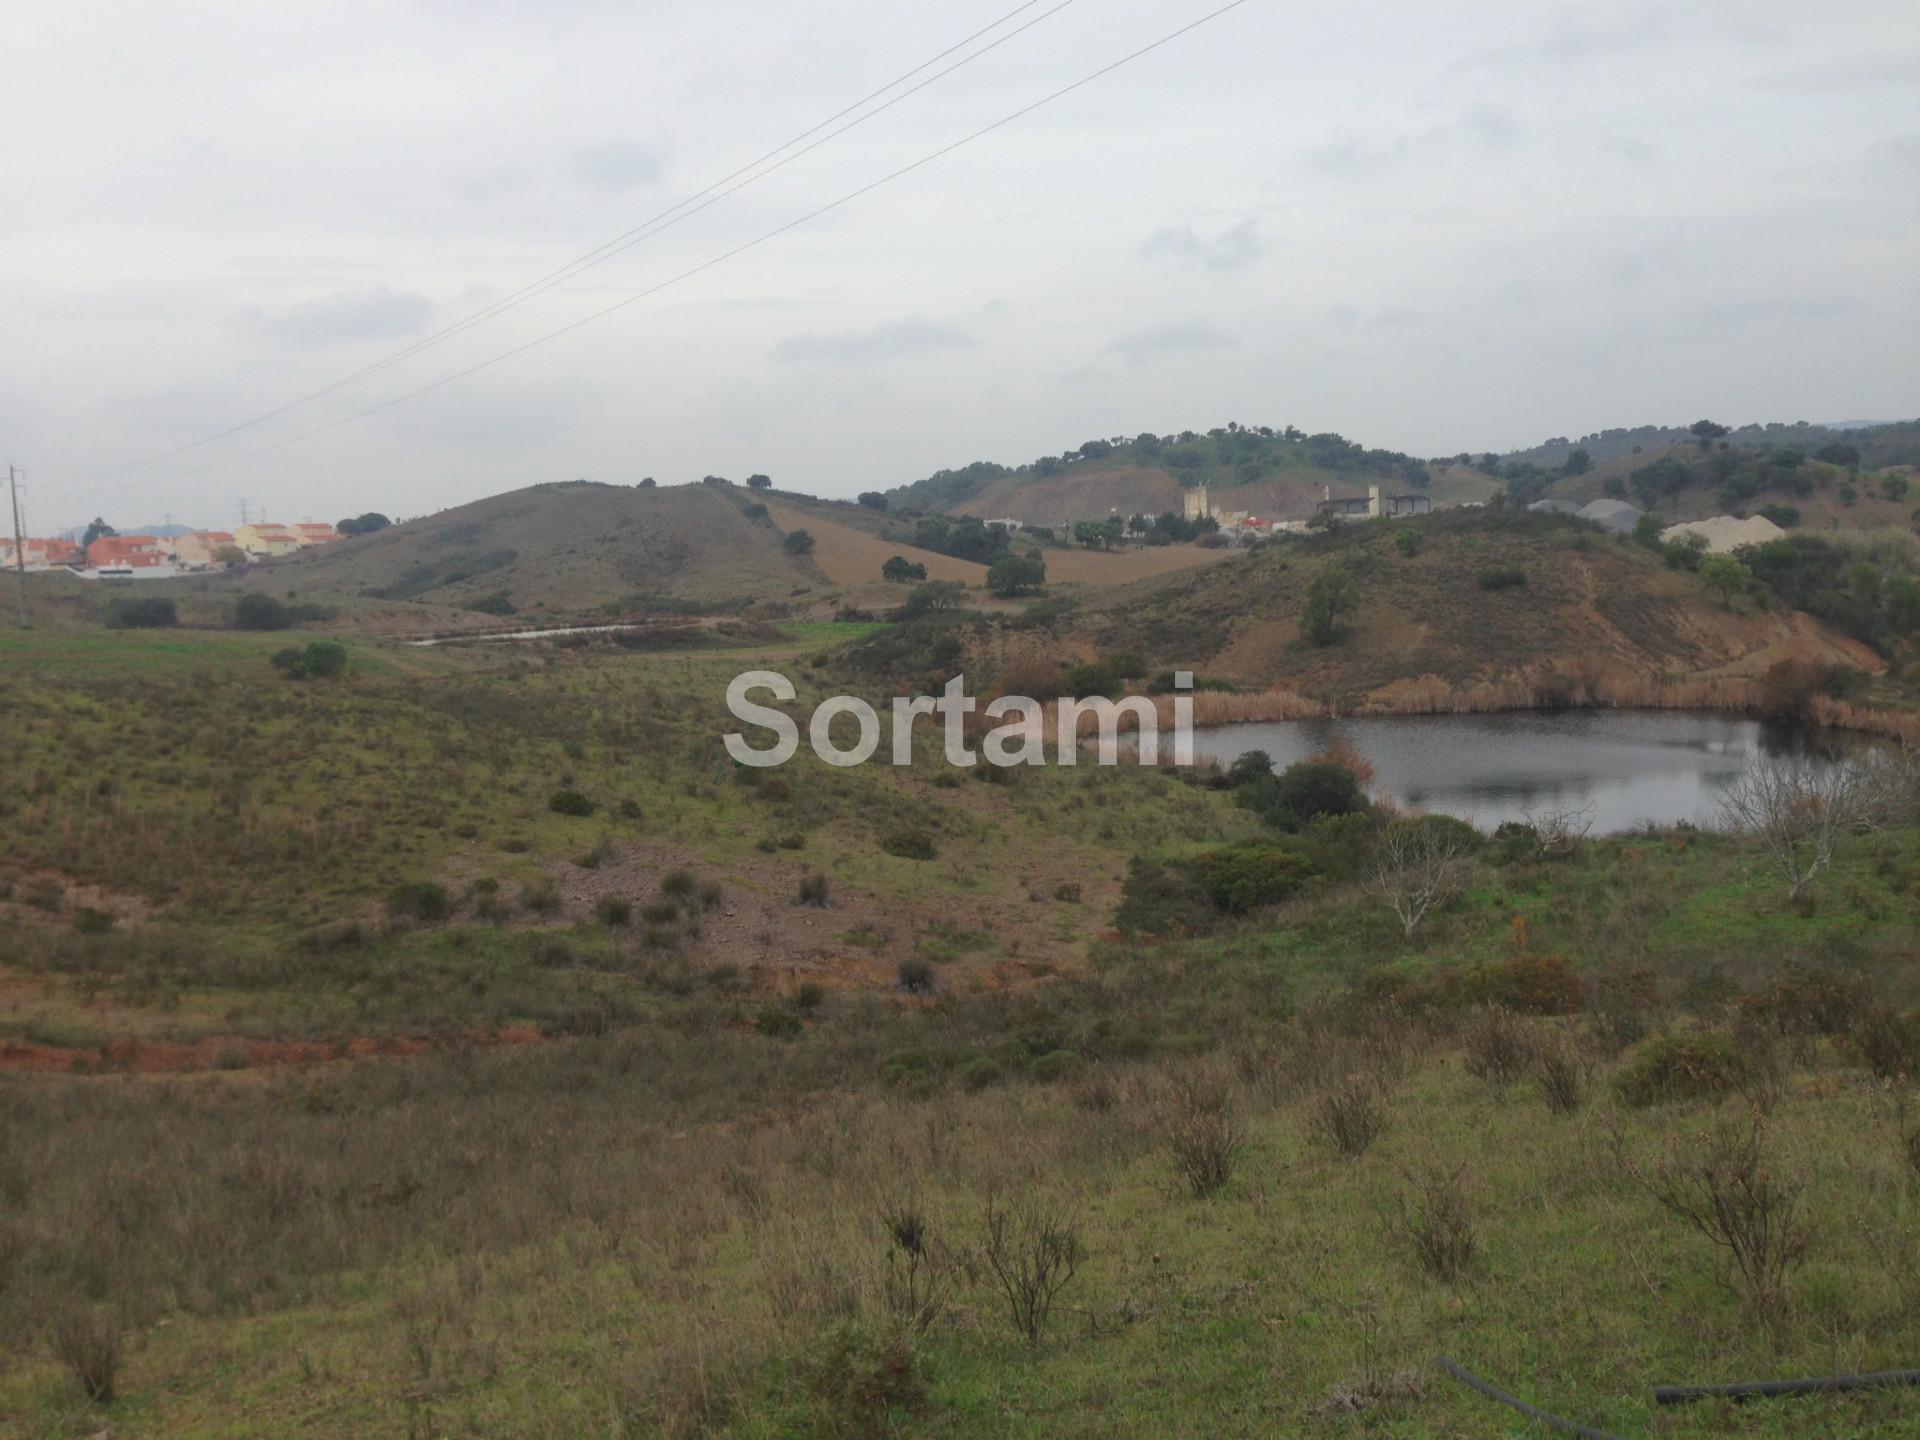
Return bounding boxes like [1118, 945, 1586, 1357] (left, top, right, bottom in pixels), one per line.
[1028, 509, 1885, 710]
[882, 426, 1489, 523]
[190, 481, 819, 620]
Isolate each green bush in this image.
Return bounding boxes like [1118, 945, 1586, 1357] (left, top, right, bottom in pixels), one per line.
[1236, 761, 1368, 832]
[233, 593, 291, 630]
[548, 788, 594, 817]
[881, 829, 938, 861]
[1114, 857, 1214, 936]
[960, 1056, 1003, 1091]
[385, 881, 451, 924]
[270, 640, 348, 680]
[897, 958, 935, 993]
[1031, 1050, 1085, 1083]
[1613, 1030, 1751, 1107]
[754, 1005, 803, 1039]
[104, 596, 177, 629]
[594, 896, 632, 927]
[1188, 842, 1315, 914]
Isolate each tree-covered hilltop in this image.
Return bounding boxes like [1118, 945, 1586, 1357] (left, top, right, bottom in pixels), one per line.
[1498, 417, 1920, 474]
[885, 423, 1433, 514]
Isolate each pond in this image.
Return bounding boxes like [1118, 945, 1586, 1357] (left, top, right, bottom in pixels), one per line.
[1186, 710, 1857, 835]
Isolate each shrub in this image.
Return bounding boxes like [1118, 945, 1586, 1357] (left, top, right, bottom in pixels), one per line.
[897, 958, 935, 994]
[1476, 567, 1527, 591]
[1613, 1029, 1751, 1107]
[548, 788, 594, 816]
[1741, 967, 1871, 1037]
[794, 981, 827, 1013]
[881, 829, 938, 861]
[696, 879, 725, 912]
[661, 869, 697, 898]
[386, 881, 451, 924]
[1531, 1034, 1588, 1115]
[797, 873, 831, 907]
[1639, 1115, 1813, 1320]
[233, 592, 291, 630]
[960, 1057, 1002, 1091]
[1031, 1050, 1084, 1083]
[1189, 842, 1316, 914]
[1051, 882, 1081, 903]
[1398, 1165, 1476, 1282]
[783, 529, 816, 555]
[755, 1005, 803, 1039]
[1113, 857, 1213, 936]
[639, 900, 679, 924]
[1236, 760, 1368, 832]
[1448, 953, 1583, 1015]
[71, 907, 115, 935]
[1393, 527, 1421, 558]
[105, 596, 177, 629]
[1307, 1078, 1387, 1158]
[270, 640, 348, 679]
[1461, 1006, 1533, 1087]
[594, 896, 632, 927]
[50, 1311, 120, 1404]
[1849, 1006, 1920, 1080]
[520, 878, 562, 916]
[980, 1197, 1082, 1344]
[1162, 1070, 1244, 1198]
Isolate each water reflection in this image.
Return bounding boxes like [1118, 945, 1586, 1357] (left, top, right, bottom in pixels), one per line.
[1185, 710, 1857, 835]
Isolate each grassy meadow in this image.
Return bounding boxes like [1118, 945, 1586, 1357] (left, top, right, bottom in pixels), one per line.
[4, 620, 1920, 1436]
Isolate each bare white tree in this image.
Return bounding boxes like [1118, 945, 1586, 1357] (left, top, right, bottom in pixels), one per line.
[1520, 802, 1595, 859]
[1369, 819, 1479, 940]
[1850, 742, 1920, 832]
[1715, 757, 1872, 901]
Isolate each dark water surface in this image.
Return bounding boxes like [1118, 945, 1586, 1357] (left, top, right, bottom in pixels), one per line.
[1187, 710, 1856, 834]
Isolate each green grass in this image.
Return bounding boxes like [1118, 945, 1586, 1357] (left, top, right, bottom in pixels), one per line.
[6, 621, 1920, 1436]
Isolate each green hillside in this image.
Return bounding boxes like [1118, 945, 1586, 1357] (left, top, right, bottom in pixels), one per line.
[884, 425, 1446, 521]
[180, 480, 827, 622]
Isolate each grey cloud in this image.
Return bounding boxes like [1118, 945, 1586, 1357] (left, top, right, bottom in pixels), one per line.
[1139, 219, 1265, 273]
[1689, 296, 1867, 327]
[1310, 105, 1519, 177]
[244, 285, 434, 348]
[771, 318, 975, 365]
[574, 137, 669, 190]
[1866, 133, 1920, 179]
[1103, 321, 1239, 362]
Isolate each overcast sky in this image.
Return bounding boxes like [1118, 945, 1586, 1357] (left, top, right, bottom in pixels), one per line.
[5, 0, 1917, 532]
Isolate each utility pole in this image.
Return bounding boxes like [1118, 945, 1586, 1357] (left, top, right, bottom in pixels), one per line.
[8, 464, 27, 628]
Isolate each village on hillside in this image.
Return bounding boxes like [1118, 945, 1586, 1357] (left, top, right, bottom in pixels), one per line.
[0, 520, 341, 580]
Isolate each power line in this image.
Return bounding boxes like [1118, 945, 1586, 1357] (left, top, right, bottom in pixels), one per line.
[98, 0, 1072, 477]
[97, 0, 1257, 499]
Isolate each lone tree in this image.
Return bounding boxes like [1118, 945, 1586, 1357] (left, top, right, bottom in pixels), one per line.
[986, 552, 1046, 598]
[1689, 419, 1730, 448]
[1299, 568, 1357, 647]
[1700, 552, 1750, 608]
[1562, 447, 1592, 477]
[881, 555, 927, 583]
[781, 529, 815, 555]
[746, 474, 772, 490]
[1716, 757, 1869, 901]
[80, 517, 117, 549]
[857, 491, 889, 511]
[335, 512, 390, 536]
[1368, 817, 1478, 939]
